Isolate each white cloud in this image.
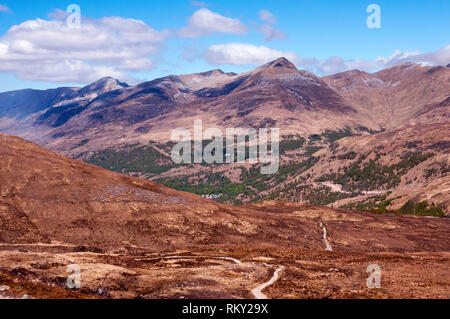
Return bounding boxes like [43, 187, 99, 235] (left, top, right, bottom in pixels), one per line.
[179, 8, 247, 38]
[297, 45, 450, 74]
[0, 4, 11, 12]
[386, 45, 450, 66]
[203, 43, 299, 65]
[259, 10, 276, 25]
[257, 9, 286, 41]
[203, 43, 450, 75]
[0, 15, 167, 84]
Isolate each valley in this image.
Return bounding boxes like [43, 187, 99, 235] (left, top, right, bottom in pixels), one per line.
[2, 58, 447, 213]
[0, 133, 449, 299]
[0, 58, 449, 299]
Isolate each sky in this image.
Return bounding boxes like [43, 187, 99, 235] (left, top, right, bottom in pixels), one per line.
[0, 0, 449, 91]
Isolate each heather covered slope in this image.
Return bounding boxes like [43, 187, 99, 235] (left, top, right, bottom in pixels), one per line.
[0, 133, 449, 299]
[0, 133, 274, 250]
[0, 133, 449, 252]
[271, 123, 450, 213]
[323, 63, 450, 129]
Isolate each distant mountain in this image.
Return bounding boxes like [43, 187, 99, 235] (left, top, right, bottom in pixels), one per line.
[0, 77, 128, 119]
[0, 57, 374, 152]
[0, 58, 448, 211]
[0, 87, 76, 120]
[1, 58, 448, 154]
[0, 77, 129, 142]
[323, 63, 450, 129]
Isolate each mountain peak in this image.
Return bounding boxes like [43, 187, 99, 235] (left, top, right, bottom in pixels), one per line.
[80, 77, 129, 95]
[261, 57, 297, 70]
[199, 69, 225, 76]
[93, 77, 129, 88]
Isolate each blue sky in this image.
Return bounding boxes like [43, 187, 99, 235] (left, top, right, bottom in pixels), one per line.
[0, 0, 449, 91]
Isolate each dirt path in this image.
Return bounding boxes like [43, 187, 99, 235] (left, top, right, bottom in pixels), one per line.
[136, 254, 287, 299]
[135, 255, 242, 264]
[319, 222, 333, 251]
[251, 266, 285, 299]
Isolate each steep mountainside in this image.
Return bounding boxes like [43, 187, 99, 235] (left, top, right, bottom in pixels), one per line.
[0, 133, 449, 299]
[0, 77, 128, 143]
[271, 123, 450, 213]
[0, 58, 448, 211]
[2, 132, 449, 250]
[1, 58, 377, 153]
[323, 63, 450, 129]
[1, 59, 448, 155]
[0, 133, 279, 249]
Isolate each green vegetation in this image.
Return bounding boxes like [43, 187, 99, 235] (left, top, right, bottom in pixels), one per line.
[397, 200, 446, 217]
[309, 127, 359, 144]
[424, 162, 450, 179]
[321, 127, 356, 143]
[157, 172, 252, 203]
[318, 126, 383, 145]
[70, 138, 89, 150]
[84, 143, 178, 175]
[79, 132, 446, 212]
[304, 146, 322, 157]
[304, 189, 355, 205]
[279, 138, 305, 154]
[317, 151, 434, 191]
[81, 138, 321, 203]
[357, 126, 385, 134]
[308, 134, 321, 142]
[342, 196, 446, 217]
[405, 141, 422, 149]
[336, 151, 358, 160]
[156, 156, 319, 204]
[242, 157, 319, 192]
[275, 184, 358, 205]
[341, 193, 395, 211]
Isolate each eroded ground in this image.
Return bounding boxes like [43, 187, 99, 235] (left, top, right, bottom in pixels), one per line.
[1, 243, 448, 299]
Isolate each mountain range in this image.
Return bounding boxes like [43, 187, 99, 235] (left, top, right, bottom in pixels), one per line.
[0, 57, 449, 212]
[0, 57, 449, 299]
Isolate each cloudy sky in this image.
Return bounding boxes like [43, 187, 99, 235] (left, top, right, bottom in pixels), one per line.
[0, 0, 449, 91]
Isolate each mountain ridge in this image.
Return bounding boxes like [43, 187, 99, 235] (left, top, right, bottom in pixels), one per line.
[0, 58, 448, 210]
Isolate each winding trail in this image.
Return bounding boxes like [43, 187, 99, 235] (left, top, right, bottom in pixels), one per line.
[251, 266, 285, 299]
[136, 254, 285, 299]
[135, 255, 241, 264]
[319, 222, 333, 251]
